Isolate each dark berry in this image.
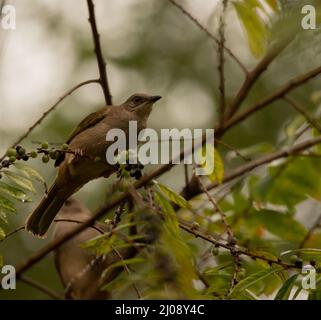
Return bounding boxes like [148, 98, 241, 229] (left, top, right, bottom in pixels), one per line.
[134, 170, 142, 179]
[138, 163, 144, 169]
[310, 260, 317, 267]
[125, 164, 132, 171]
[1, 160, 10, 168]
[22, 155, 29, 161]
[49, 150, 58, 160]
[294, 258, 303, 269]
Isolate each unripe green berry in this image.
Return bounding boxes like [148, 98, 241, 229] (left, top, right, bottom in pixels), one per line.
[9, 156, 16, 163]
[17, 148, 26, 156]
[42, 155, 50, 163]
[62, 143, 69, 151]
[7, 148, 17, 157]
[30, 151, 38, 158]
[49, 150, 58, 160]
[290, 255, 298, 264]
[191, 222, 200, 230]
[42, 142, 49, 150]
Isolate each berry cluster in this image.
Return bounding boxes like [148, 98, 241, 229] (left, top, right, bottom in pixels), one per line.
[115, 162, 144, 180]
[0, 142, 70, 177]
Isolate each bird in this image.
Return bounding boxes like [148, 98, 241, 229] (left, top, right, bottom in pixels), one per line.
[54, 198, 138, 299]
[26, 93, 161, 236]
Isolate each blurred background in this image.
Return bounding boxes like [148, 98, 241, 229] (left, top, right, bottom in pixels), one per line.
[0, 0, 321, 299]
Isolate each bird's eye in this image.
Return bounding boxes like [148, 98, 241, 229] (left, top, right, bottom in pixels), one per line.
[133, 96, 143, 104]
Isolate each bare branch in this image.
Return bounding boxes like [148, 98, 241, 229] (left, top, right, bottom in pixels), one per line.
[225, 37, 293, 119]
[220, 64, 321, 135]
[0, 79, 100, 163]
[284, 96, 321, 134]
[178, 222, 294, 269]
[87, 0, 112, 105]
[167, 0, 248, 74]
[218, 0, 228, 123]
[19, 275, 63, 300]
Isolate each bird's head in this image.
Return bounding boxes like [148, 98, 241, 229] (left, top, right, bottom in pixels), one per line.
[122, 93, 162, 120]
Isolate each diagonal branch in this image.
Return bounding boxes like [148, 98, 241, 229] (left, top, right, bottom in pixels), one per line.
[167, 0, 248, 74]
[0, 79, 100, 163]
[220, 64, 321, 135]
[284, 96, 321, 134]
[225, 36, 293, 120]
[19, 275, 63, 300]
[87, 0, 112, 105]
[218, 0, 228, 123]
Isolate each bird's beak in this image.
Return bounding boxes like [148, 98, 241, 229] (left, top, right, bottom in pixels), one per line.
[149, 95, 162, 103]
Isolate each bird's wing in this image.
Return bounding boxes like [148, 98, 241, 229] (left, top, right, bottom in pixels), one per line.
[55, 107, 108, 167]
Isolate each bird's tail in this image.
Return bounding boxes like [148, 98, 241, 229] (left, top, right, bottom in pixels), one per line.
[26, 182, 66, 237]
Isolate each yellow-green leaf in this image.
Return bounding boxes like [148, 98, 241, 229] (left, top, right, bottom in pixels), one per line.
[14, 163, 45, 183]
[0, 181, 32, 202]
[3, 171, 36, 193]
[0, 195, 16, 214]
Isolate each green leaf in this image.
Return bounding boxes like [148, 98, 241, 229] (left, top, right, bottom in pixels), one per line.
[251, 157, 321, 208]
[102, 257, 145, 278]
[233, 1, 269, 57]
[0, 195, 16, 214]
[0, 227, 5, 241]
[3, 171, 36, 193]
[197, 144, 224, 184]
[229, 267, 283, 298]
[154, 191, 180, 236]
[0, 181, 32, 202]
[250, 209, 306, 242]
[274, 274, 299, 300]
[156, 182, 190, 209]
[209, 149, 224, 184]
[14, 163, 45, 183]
[281, 248, 321, 261]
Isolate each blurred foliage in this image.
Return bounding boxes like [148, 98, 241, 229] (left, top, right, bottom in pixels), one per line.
[1, 0, 321, 300]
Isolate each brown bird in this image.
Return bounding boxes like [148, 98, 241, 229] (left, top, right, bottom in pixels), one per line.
[54, 198, 138, 299]
[26, 93, 161, 236]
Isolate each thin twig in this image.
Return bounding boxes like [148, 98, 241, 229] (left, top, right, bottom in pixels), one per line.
[284, 96, 321, 134]
[167, 0, 248, 74]
[225, 34, 294, 119]
[220, 64, 321, 135]
[218, 0, 228, 123]
[0, 226, 25, 243]
[299, 213, 321, 249]
[87, 0, 112, 105]
[0, 79, 100, 163]
[19, 275, 63, 300]
[178, 221, 294, 269]
[112, 246, 142, 299]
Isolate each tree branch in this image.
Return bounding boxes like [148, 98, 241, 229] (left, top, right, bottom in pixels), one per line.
[284, 96, 321, 134]
[218, 0, 228, 123]
[0, 79, 100, 163]
[225, 36, 293, 119]
[220, 64, 321, 135]
[19, 275, 63, 300]
[167, 0, 248, 74]
[87, 0, 112, 105]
